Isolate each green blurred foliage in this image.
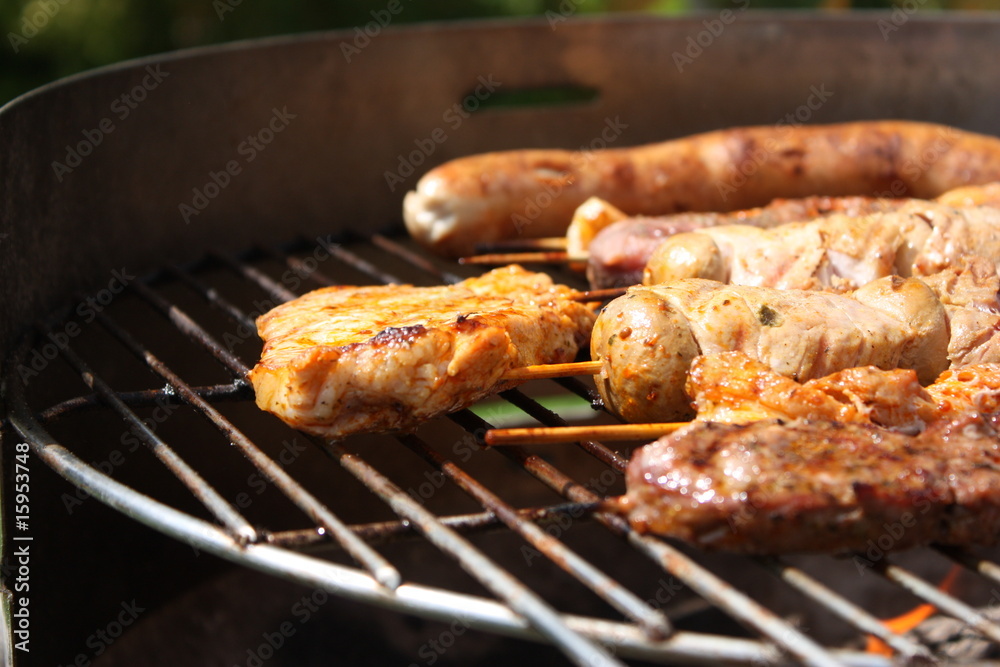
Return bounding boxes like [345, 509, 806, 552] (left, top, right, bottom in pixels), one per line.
[0, 0, 990, 105]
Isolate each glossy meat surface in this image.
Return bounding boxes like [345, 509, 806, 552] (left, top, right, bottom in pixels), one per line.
[624, 416, 1000, 553]
[686, 352, 938, 432]
[587, 195, 900, 289]
[249, 265, 596, 438]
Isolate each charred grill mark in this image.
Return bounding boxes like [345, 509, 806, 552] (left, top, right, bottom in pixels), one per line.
[369, 325, 428, 347]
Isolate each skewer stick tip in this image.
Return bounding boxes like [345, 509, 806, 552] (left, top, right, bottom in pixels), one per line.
[504, 360, 603, 382]
[459, 251, 585, 265]
[485, 422, 689, 446]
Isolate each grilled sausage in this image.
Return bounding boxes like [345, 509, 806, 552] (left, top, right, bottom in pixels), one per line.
[403, 121, 1000, 256]
[641, 203, 936, 290]
[588, 195, 902, 288]
[590, 278, 947, 422]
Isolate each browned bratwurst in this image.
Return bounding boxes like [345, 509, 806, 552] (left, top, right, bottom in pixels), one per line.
[403, 121, 1000, 256]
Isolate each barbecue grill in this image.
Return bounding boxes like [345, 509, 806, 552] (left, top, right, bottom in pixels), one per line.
[4, 14, 1000, 666]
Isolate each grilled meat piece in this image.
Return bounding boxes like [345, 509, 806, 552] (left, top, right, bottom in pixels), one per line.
[927, 364, 1000, 417]
[686, 352, 1000, 431]
[936, 181, 1000, 208]
[623, 416, 1000, 553]
[639, 201, 1000, 291]
[920, 257, 1000, 367]
[249, 265, 596, 438]
[686, 352, 939, 432]
[587, 195, 901, 289]
[403, 121, 1000, 257]
[590, 277, 947, 422]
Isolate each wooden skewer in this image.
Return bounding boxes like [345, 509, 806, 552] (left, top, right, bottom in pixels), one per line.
[474, 237, 568, 252]
[459, 250, 587, 265]
[485, 422, 688, 446]
[503, 360, 603, 381]
[568, 287, 629, 302]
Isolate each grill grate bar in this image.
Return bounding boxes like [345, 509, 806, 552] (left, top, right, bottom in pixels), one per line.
[312, 436, 626, 667]
[34, 320, 259, 542]
[397, 431, 672, 639]
[449, 410, 844, 667]
[554, 375, 606, 411]
[129, 280, 251, 377]
[91, 305, 403, 590]
[212, 249, 300, 304]
[257, 243, 339, 289]
[165, 264, 260, 332]
[371, 233, 464, 284]
[758, 557, 934, 661]
[317, 234, 403, 285]
[935, 545, 1000, 587]
[39, 381, 251, 421]
[500, 387, 629, 472]
[265, 501, 605, 550]
[878, 559, 1000, 644]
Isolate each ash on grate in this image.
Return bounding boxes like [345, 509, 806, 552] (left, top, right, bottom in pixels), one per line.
[906, 606, 1000, 661]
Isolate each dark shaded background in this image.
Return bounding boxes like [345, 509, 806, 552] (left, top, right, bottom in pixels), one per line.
[1, 0, 991, 106]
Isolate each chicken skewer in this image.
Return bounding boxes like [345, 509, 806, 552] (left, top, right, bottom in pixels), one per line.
[639, 200, 1000, 291]
[465, 182, 1000, 290]
[491, 266, 1000, 426]
[463, 193, 906, 274]
[485, 353, 1000, 445]
[248, 265, 598, 439]
[252, 218, 1000, 440]
[464, 184, 1000, 291]
[591, 277, 951, 423]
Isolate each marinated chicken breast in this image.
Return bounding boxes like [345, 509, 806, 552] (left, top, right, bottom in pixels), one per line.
[622, 415, 1000, 553]
[249, 265, 596, 438]
[686, 352, 1000, 431]
[686, 352, 938, 432]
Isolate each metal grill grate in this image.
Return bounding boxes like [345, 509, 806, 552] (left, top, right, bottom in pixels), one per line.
[7, 232, 1000, 665]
